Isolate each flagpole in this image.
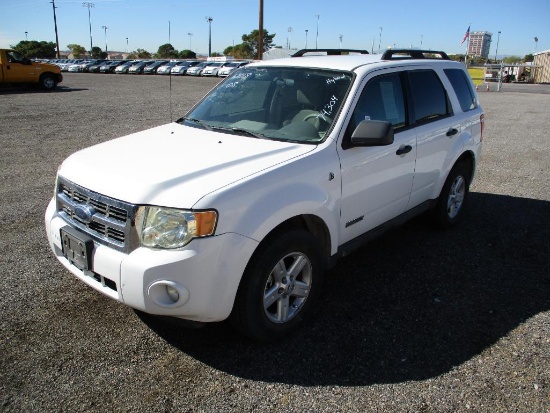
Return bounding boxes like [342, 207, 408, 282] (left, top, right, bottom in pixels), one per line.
[465, 22, 471, 65]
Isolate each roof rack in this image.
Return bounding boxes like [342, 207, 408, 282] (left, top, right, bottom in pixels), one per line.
[292, 49, 370, 57]
[381, 49, 450, 60]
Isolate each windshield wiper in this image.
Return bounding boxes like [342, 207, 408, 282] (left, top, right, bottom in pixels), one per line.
[210, 126, 267, 140]
[177, 116, 213, 131]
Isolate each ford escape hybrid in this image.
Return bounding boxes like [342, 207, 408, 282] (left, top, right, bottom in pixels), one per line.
[45, 49, 484, 341]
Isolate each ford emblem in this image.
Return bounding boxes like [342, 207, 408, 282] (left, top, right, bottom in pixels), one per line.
[74, 204, 96, 224]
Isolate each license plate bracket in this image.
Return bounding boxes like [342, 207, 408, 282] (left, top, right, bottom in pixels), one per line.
[61, 226, 94, 271]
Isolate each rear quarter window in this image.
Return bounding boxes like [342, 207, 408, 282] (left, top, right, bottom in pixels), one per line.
[444, 68, 478, 112]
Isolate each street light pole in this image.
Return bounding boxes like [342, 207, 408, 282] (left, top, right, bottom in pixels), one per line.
[378, 27, 382, 54]
[494, 31, 501, 62]
[126, 37, 128, 53]
[305, 29, 308, 49]
[188, 33, 193, 51]
[25, 31, 28, 40]
[315, 14, 319, 49]
[206, 17, 213, 57]
[82, 3, 94, 58]
[339, 34, 343, 49]
[101, 25, 109, 56]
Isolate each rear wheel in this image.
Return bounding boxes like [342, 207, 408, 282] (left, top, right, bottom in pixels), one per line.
[433, 162, 471, 229]
[231, 229, 324, 342]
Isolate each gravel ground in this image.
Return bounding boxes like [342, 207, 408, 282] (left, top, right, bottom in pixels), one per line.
[1, 74, 549, 412]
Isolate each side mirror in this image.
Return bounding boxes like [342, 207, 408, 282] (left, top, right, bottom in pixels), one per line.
[349, 120, 394, 147]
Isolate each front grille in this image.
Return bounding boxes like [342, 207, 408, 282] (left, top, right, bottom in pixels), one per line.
[56, 177, 139, 253]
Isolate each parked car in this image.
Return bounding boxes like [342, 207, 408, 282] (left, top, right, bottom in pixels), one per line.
[99, 61, 128, 74]
[170, 60, 200, 76]
[46, 48, 484, 342]
[87, 61, 106, 73]
[128, 61, 152, 74]
[185, 61, 209, 76]
[217, 61, 249, 77]
[156, 61, 180, 75]
[67, 60, 93, 72]
[84, 60, 106, 73]
[200, 62, 225, 77]
[143, 60, 169, 74]
[114, 61, 136, 74]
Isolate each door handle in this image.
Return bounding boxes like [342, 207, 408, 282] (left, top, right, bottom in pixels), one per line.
[446, 128, 458, 137]
[396, 145, 412, 155]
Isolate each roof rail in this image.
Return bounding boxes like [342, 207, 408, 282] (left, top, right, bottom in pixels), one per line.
[381, 49, 450, 60]
[292, 49, 370, 57]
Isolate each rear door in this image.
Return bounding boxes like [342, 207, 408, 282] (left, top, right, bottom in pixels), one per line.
[404, 67, 461, 208]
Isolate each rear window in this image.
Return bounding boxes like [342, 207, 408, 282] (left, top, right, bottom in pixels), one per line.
[444, 68, 478, 112]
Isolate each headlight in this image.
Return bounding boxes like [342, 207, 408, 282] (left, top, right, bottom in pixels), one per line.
[140, 206, 217, 249]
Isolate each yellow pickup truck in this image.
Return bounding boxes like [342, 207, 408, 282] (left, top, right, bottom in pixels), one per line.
[0, 49, 62, 90]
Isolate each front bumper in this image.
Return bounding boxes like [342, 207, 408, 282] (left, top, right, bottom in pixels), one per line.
[45, 198, 258, 322]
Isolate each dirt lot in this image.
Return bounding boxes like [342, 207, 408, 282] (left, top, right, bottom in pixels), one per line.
[1, 74, 549, 412]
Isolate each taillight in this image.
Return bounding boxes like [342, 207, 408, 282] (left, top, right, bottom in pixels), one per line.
[480, 114, 485, 142]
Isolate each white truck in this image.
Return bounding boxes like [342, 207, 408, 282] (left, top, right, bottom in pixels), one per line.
[45, 49, 484, 341]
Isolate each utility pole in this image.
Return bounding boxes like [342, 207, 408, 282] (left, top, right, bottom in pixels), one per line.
[51, 0, 61, 58]
[82, 3, 94, 58]
[258, 0, 263, 60]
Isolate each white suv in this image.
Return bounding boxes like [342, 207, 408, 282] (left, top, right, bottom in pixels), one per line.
[45, 49, 484, 341]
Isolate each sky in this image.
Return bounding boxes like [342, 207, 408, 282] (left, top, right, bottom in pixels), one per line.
[0, 0, 549, 58]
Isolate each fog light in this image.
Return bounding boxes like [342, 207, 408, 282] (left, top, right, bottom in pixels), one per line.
[147, 280, 190, 308]
[166, 285, 180, 302]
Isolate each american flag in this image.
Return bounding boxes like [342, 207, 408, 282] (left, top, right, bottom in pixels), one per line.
[461, 26, 470, 44]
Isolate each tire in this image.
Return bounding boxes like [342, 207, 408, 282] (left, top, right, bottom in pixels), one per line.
[40, 74, 57, 90]
[231, 229, 324, 342]
[433, 162, 471, 229]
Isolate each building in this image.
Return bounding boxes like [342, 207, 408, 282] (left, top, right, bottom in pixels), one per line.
[468, 31, 492, 59]
[262, 48, 294, 60]
[533, 49, 550, 83]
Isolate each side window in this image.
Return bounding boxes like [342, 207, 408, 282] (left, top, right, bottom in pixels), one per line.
[348, 73, 406, 134]
[407, 70, 450, 124]
[444, 68, 477, 112]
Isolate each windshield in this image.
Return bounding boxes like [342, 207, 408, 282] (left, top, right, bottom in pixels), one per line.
[182, 66, 352, 144]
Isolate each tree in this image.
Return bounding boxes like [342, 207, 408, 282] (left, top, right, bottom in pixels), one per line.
[224, 44, 253, 59]
[503, 55, 522, 64]
[127, 48, 152, 59]
[241, 29, 276, 58]
[178, 49, 196, 59]
[523, 54, 534, 62]
[211, 52, 222, 57]
[67, 44, 86, 58]
[156, 43, 178, 58]
[91, 46, 102, 59]
[11, 40, 56, 58]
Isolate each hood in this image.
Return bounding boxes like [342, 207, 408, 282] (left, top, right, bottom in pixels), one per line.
[59, 123, 315, 208]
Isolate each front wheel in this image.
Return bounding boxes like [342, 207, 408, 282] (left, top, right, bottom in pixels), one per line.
[39, 74, 57, 90]
[433, 162, 471, 229]
[231, 229, 324, 342]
